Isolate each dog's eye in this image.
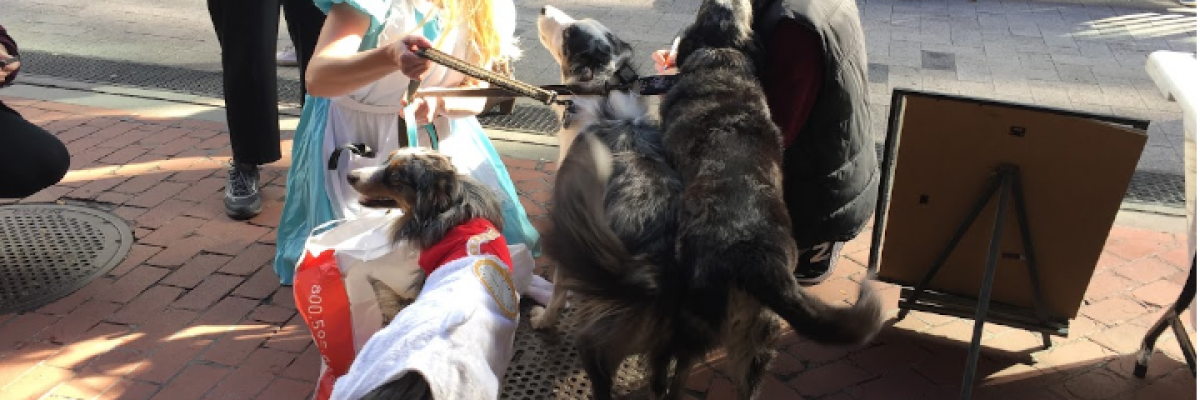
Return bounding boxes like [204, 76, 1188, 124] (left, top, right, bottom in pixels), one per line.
[387, 169, 405, 186]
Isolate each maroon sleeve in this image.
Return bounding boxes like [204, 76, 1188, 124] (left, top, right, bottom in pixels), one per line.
[762, 19, 823, 149]
[0, 24, 19, 87]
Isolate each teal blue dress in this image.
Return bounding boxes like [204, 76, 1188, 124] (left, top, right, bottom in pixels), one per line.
[274, 0, 541, 285]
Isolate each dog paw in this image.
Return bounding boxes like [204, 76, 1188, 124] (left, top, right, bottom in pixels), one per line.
[528, 306, 555, 330]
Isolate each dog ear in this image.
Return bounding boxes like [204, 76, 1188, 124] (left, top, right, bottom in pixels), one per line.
[388, 164, 407, 187]
[410, 155, 459, 212]
[405, 156, 433, 191]
[391, 154, 424, 190]
[405, 154, 468, 249]
[606, 32, 635, 60]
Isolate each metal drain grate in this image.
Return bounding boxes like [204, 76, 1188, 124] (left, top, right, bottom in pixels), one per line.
[23, 49, 560, 135]
[19, 50, 307, 106]
[478, 105, 560, 136]
[501, 303, 650, 399]
[0, 204, 133, 314]
[1123, 170, 1186, 209]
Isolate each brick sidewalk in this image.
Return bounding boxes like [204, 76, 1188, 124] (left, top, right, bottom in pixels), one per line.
[0, 96, 1194, 399]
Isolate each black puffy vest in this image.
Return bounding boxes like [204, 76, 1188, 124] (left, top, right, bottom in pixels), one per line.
[754, 0, 879, 247]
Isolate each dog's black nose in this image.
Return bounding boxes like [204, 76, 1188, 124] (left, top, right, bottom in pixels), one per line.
[540, 6, 547, 15]
[347, 174, 359, 185]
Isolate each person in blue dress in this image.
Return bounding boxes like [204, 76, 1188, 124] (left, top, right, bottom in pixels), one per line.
[274, 0, 540, 284]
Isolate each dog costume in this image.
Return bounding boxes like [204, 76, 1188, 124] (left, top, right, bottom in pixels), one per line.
[330, 218, 549, 400]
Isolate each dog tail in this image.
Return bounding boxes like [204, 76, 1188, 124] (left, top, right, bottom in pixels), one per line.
[544, 132, 660, 300]
[752, 270, 885, 346]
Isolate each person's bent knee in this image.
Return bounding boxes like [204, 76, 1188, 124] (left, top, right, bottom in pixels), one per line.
[43, 133, 71, 187]
[0, 123, 71, 199]
[1, 154, 69, 199]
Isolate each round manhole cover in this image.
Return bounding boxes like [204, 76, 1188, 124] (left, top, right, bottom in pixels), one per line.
[0, 204, 133, 314]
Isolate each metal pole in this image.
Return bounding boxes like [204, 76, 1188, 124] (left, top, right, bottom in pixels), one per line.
[1010, 167, 1054, 349]
[899, 169, 1005, 320]
[960, 168, 1014, 400]
[1135, 258, 1197, 377]
[868, 93, 909, 278]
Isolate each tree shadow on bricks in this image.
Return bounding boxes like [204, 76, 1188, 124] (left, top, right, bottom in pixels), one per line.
[845, 319, 1190, 400]
[0, 307, 316, 399]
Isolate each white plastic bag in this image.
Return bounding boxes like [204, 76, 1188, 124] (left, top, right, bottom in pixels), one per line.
[292, 212, 423, 400]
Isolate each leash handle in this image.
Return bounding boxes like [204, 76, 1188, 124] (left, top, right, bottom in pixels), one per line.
[327, 143, 376, 170]
[415, 47, 563, 105]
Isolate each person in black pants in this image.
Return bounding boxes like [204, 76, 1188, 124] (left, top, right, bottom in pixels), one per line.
[0, 24, 70, 199]
[207, 0, 326, 219]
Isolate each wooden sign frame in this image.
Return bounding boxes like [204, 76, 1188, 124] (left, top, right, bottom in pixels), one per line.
[865, 89, 1150, 399]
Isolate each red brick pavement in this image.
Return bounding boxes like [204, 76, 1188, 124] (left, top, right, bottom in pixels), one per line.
[0, 95, 1195, 399]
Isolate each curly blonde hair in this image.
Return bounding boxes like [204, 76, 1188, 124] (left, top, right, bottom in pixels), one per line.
[438, 0, 514, 72]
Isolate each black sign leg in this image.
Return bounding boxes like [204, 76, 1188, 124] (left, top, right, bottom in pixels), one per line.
[1134, 257, 1197, 378]
[898, 169, 1006, 321]
[959, 169, 1014, 400]
[1010, 168, 1054, 350]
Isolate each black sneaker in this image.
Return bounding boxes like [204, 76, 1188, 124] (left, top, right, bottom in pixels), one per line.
[224, 162, 262, 220]
[794, 241, 844, 285]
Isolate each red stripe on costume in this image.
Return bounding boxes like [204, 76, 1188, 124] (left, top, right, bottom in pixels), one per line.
[417, 218, 512, 275]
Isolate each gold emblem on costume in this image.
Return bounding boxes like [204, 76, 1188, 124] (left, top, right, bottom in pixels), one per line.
[473, 258, 519, 320]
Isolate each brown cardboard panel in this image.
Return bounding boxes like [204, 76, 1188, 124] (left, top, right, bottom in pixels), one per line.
[878, 94, 1147, 319]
